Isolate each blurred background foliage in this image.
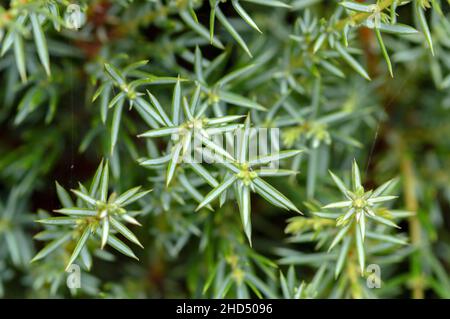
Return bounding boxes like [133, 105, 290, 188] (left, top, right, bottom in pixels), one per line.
[0, 0, 449, 298]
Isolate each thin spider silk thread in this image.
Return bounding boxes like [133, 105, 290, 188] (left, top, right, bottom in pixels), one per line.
[364, 62, 419, 177]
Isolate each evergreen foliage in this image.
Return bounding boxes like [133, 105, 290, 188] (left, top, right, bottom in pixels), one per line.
[0, 0, 449, 298]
